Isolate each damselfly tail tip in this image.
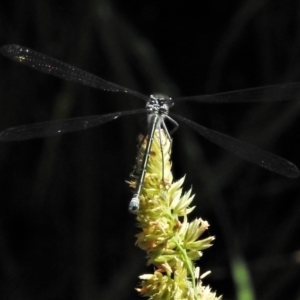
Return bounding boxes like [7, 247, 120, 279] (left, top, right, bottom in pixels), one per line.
[129, 195, 139, 214]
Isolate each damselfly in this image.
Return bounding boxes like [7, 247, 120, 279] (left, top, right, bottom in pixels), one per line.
[0, 44, 299, 212]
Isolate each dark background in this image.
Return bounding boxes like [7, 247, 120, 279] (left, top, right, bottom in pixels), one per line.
[0, 0, 300, 299]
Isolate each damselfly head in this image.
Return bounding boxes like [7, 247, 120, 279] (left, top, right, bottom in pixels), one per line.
[150, 93, 173, 106]
[147, 94, 174, 115]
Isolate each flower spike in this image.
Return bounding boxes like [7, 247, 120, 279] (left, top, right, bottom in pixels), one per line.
[128, 129, 221, 299]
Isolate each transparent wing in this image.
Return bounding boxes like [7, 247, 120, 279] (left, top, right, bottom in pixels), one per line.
[0, 44, 149, 102]
[173, 82, 300, 103]
[0, 109, 147, 141]
[170, 113, 299, 178]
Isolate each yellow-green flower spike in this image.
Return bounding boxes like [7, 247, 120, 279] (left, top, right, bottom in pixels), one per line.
[128, 129, 221, 300]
